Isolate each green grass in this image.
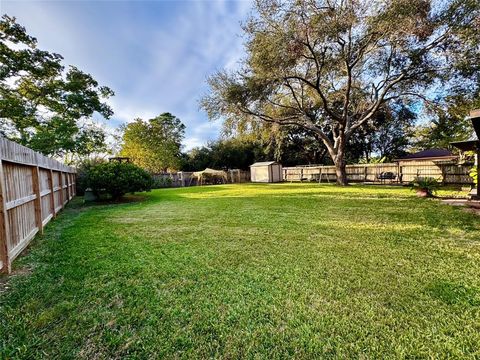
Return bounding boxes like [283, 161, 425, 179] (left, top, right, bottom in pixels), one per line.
[1, 184, 480, 359]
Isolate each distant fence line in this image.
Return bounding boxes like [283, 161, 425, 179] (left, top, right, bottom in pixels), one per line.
[152, 169, 250, 188]
[283, 162, 473, 184]
[153, 161, 473, 188]
[0, 137, 76, 273]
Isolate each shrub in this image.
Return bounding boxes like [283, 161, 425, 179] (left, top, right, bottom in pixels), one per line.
[409, 177, 440, 197]
[76, 157, 107, 195]
[84, 162, 153, 200]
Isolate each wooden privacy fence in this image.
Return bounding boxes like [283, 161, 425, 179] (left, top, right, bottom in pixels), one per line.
[0, 137, 76, 273]
[227, 169, 250, 183]
[153, 169, 250, 188]
[283, 162, 474, 184]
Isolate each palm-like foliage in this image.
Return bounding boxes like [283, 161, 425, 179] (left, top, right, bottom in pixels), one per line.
[410, 177, 440, 196]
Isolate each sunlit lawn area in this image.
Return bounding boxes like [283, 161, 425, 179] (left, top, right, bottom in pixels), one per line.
[1, 184, 479, 359]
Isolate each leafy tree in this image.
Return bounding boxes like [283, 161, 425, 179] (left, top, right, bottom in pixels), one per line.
[269, 127, 330, 166]
[26, 119, 108, 164]
[84, 162, 153, 200]
[412, 94, 480, 151]
[253, 124, 330, 166]
[120, 113, 185, 172]
[183, 133, 330, 170]
[75, 156, 107, 195]
[202, 0, 480, 185]
[0, 15, 113, 157]
[346, 102, 416, 163]
[182, 138, 267, 171]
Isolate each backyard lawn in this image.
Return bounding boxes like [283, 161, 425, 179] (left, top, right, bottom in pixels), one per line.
[1, 184, 479, 359]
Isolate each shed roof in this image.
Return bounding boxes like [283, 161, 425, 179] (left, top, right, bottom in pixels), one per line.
[397, 148, 457, 161]
[250, 161, 279, 167]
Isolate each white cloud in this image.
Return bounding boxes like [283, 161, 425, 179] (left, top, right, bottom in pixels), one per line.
[2, 0, 252, 149]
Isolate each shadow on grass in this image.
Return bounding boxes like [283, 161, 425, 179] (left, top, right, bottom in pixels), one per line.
[143, 183, 480, 237]
[427, 280, 480, 306]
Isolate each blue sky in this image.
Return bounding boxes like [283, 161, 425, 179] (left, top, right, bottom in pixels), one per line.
[1, 0, 251, 150]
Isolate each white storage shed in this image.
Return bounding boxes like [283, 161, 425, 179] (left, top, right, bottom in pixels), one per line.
[250, 161, 283, 183]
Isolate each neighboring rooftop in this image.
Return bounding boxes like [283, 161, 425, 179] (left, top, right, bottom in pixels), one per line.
[397, 148, 457, 161]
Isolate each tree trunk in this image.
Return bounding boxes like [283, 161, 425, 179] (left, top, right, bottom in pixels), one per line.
[335, 157, 348, 186]
[315, 130, 348, 186]
[333, 134, 348, 186]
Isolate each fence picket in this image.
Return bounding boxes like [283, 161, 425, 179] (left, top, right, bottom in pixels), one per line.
[0, 137, 76, 273]
[0, 160, 11, 273]
[282, 162, 473, 184]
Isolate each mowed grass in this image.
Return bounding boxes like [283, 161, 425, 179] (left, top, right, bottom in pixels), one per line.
[1, 184, 480, 359]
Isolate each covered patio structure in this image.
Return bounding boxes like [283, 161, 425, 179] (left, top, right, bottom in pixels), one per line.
[451, 109, 480, 199]
[191, 168, 228, 186]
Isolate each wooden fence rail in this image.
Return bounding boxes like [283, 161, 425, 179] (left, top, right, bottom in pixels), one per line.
[0, 137, 76, 273]
[283, 162, 474, 184]
[153, 169, 250, 188]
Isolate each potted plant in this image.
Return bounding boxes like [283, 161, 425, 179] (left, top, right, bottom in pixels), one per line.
[410, 177, 440, 198]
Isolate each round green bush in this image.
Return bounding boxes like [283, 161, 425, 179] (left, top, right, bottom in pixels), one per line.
[84, 162, 153, 200]
[76, 158, 107, 196]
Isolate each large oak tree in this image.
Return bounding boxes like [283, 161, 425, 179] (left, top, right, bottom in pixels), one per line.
[202, 0, 480, 184]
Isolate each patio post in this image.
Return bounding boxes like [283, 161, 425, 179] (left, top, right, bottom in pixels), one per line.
[476, 146, 480, 200]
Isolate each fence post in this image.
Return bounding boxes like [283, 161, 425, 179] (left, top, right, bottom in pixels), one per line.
[60, 172, 65, 209]
[73, 173, 76, 196]
[0, 160, 11, 273]
[69, 173, 73, 199]
[65, 172, 70, 200]
[440, 164, 446, 185]
[31, 166, 43, 234]
[476, 151, 480, 199]
[49, 170, 56, 218]
[179, 172, 184, 187]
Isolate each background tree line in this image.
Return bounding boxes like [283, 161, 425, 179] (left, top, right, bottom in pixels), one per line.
[201, 0, 479, 184]
[2, 1, 479, 178]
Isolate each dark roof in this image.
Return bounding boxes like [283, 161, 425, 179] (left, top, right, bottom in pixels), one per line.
[451, 110, 480, 151]
[398, 148, 456, 161]
[450, 139, 479, 152]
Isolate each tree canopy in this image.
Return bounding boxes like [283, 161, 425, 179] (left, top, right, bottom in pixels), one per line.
[0, 15, 113, 159]
[346, 102, 416, 163]
[202, 0, 480, 184]
[412, 93, 480, 151]
[120, 113, 185, 173]
[182, 139, 267, 171]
